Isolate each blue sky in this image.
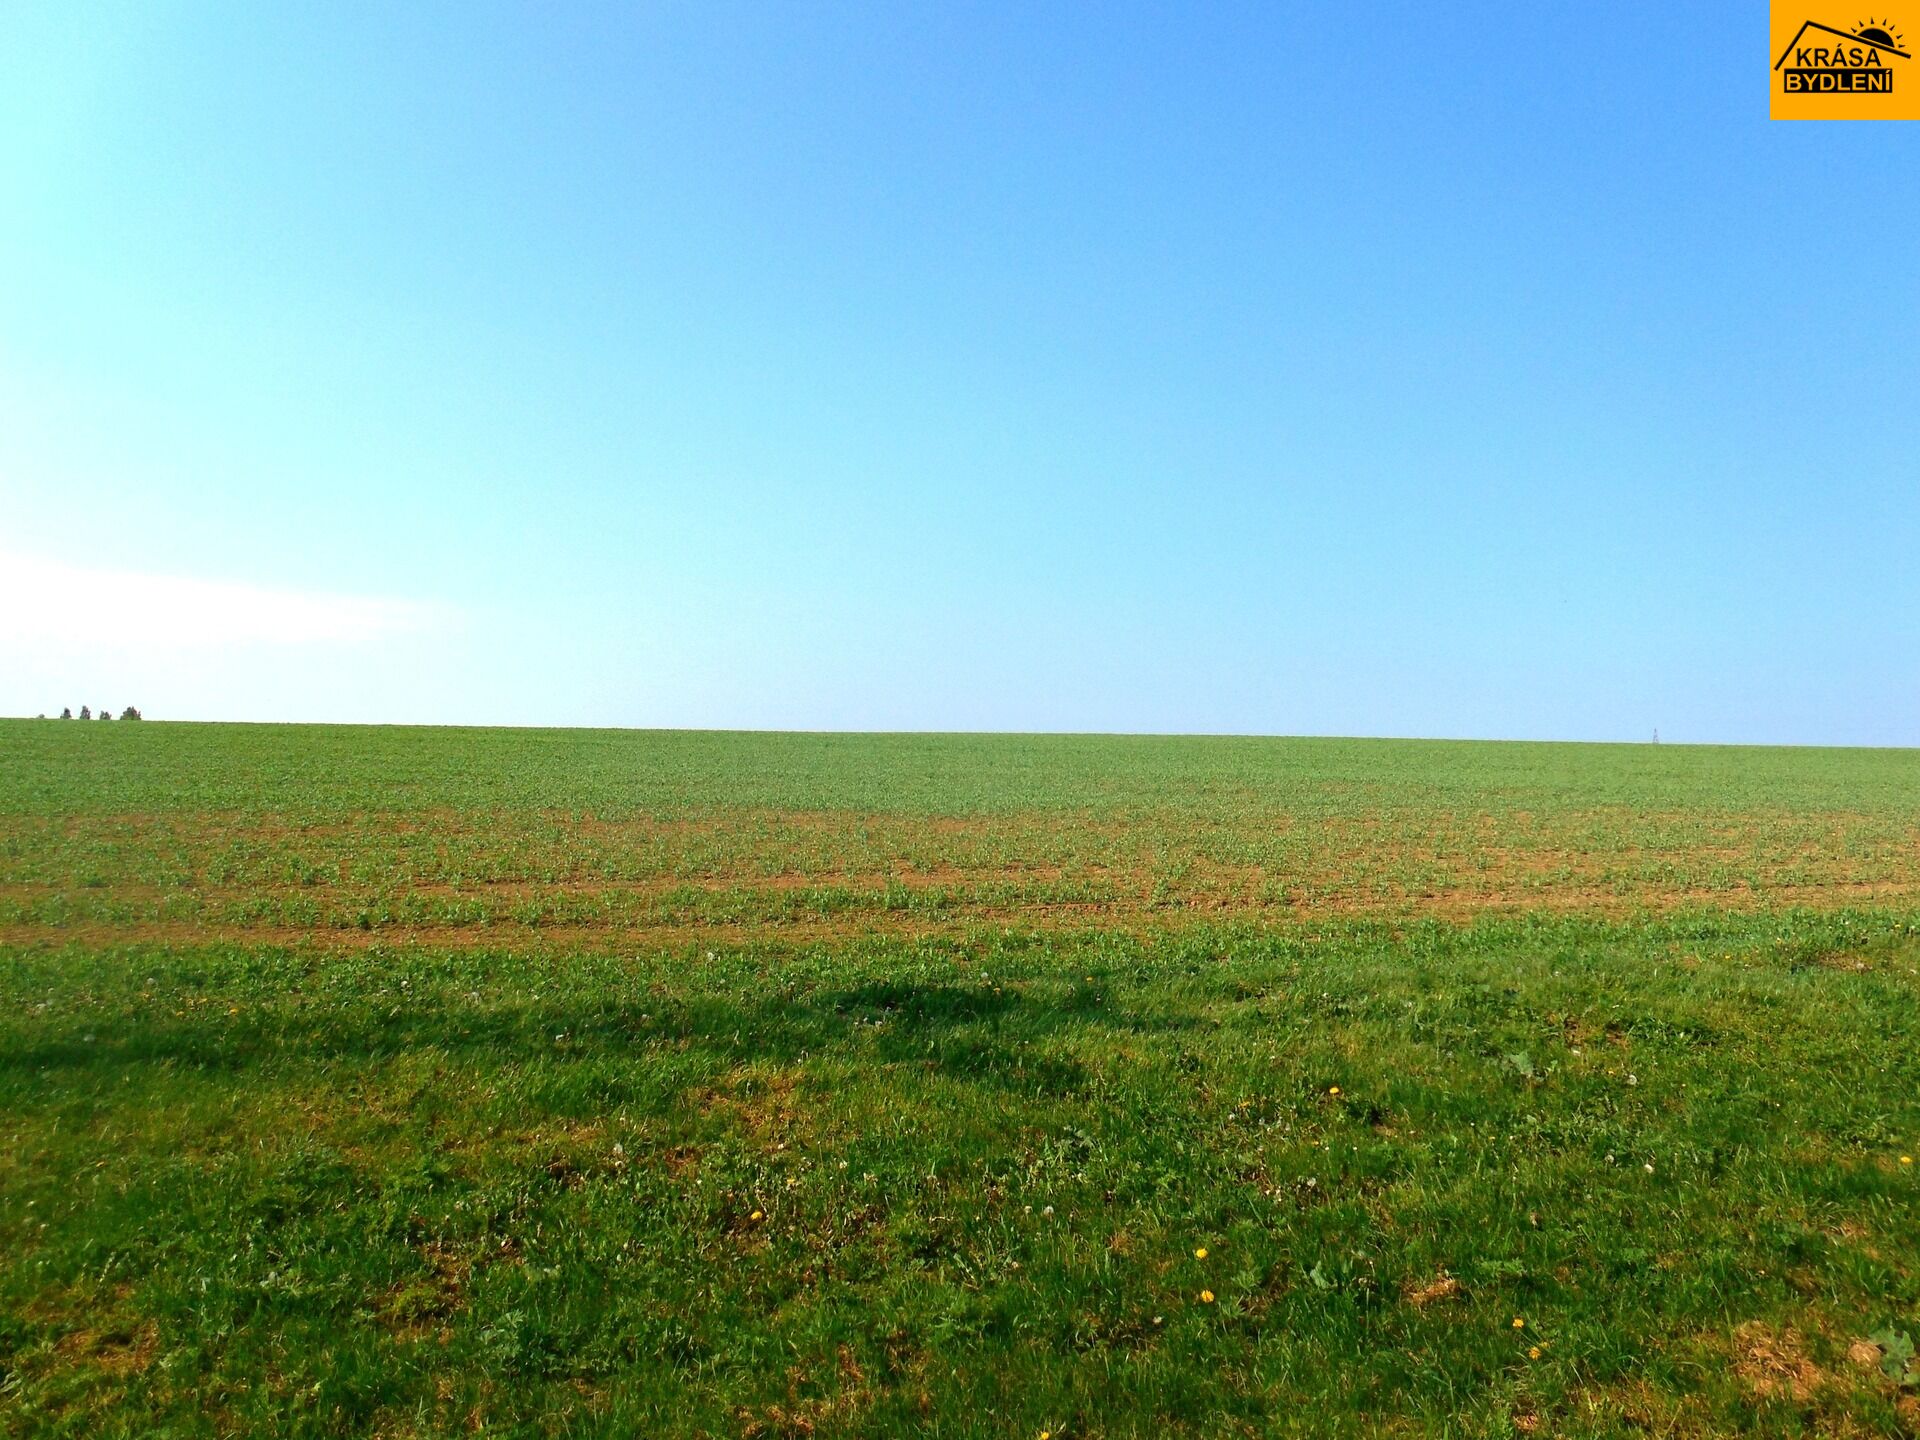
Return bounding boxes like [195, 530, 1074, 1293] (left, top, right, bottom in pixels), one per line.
[2, 2, 1915, 741]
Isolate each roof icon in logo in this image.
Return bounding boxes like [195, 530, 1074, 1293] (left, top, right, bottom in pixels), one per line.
[1774, 17, 1911, 69]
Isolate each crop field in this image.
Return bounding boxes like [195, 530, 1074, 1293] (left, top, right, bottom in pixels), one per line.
[3, 722, 1919, 1438]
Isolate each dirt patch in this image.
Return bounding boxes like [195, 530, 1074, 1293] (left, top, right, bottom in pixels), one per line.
[735, 1343, 874, 1437]
[1403, 1274, 1463, 1308]
[54, 1322, 157, 1377]
[1730, 1320, 1826, 1401]
[652, 1143, 701, 1178]
[1847, 1338, 1885, 1371]
[700, 1069, 817, 1149]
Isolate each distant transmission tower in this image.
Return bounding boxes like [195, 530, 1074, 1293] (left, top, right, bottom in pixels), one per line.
[1652, 729, 1659, 745]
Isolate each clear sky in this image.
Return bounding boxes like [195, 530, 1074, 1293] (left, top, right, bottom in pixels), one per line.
[2, 3, 1915, 742]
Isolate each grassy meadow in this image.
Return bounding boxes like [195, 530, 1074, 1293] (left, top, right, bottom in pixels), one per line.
[2, 722, 1919, 1436]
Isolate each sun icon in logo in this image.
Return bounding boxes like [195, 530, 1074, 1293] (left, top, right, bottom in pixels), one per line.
[1855, 17, 1908, 49]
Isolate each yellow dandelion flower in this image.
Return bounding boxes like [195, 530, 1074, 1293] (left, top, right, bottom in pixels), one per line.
[1512, 1317, 1525, 1329]
[749, 1209, 763, 1222]
[1194, 1247, 1208, 1259]
[1903, 1155, 1914, 1166]
[1528, 1346, 1541, 1360]
[1199, 1289, 1215, 1303]
[1328, 1086, 1340, 1096]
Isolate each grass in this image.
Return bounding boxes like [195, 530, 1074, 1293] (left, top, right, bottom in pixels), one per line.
[2, 722, 1919, 1436]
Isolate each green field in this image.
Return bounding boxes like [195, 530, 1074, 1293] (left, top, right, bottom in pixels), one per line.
[3, 723, 1919, 1437]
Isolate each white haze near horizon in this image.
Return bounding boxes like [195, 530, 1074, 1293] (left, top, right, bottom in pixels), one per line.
[0, 547, 1909, 744]
[0, 549, 462, 722]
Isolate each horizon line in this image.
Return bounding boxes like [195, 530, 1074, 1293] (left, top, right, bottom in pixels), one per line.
[5, 715, 1914, 752]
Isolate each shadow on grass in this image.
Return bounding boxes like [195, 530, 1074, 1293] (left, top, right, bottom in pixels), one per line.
[0, 979, 1197, 1102]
